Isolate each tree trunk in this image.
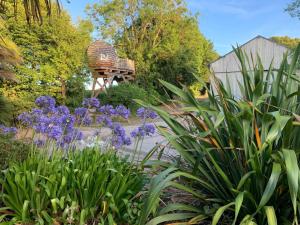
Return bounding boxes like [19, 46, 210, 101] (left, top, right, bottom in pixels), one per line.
[61, 79, 66, 100]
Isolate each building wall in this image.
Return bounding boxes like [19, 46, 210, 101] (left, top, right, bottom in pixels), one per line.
[209, 36, 290, 98]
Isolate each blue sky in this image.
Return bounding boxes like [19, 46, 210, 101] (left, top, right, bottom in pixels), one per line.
[62, 0, 300, 55]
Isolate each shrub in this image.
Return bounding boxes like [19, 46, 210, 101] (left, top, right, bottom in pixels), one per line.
[0, 95, 14, 125]
[0, 134, 30, 169]
[139, 45, 300, 224]
[98, 83, 161, 111]
[0, 149, 145, 224]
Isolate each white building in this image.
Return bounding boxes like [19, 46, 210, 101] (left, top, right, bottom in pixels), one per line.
[209, 35, 291, 98]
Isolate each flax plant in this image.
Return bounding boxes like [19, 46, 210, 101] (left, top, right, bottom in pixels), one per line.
[139, 44, 300, 225]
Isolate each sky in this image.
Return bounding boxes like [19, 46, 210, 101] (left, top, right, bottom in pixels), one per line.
[62, 0, 300, 55]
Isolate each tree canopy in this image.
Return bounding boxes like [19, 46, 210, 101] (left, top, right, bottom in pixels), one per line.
[0, 2, 92, 114]
[286, 0, 300, 19]
[87, 0, 217, 91]
[271, 36, 300, 49]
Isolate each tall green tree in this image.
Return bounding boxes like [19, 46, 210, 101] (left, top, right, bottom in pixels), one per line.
[0, 2, 92, 114]
[286, 0, 300, 19]
[272, 36, 300, 49]
[87, 0, 217, 91]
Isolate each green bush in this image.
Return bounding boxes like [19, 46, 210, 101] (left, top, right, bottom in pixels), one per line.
[139, 45, 300, 224]
[0, 134, 30, 169]
[98, 83, 161, 111]
[0, 149, 145, 224]
[0, 95, 14, 125]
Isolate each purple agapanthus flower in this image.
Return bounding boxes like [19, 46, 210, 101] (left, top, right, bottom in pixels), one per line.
[17, 112, 34, 126]
[82, 116, 93, 126]
[131, 123, 155, 138]
[74, 107, 88, 118]
[115, 105, 131, 119]
[60, 115, 76, 132]
[82, 98, 100, 108]
[0, 125, 17, 135]
[34, 139, 46, 147]
[98, 105, 116, 116]
[47, 125, 63, 140]
[136, 107, 158, 120]
[96, 115, 113, 127]
[56, 106, 70, 115]
[110, 123, 131, 149]
[35, 96, 56, 113]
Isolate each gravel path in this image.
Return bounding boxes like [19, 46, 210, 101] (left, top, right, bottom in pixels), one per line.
[80, 120, 178, 161]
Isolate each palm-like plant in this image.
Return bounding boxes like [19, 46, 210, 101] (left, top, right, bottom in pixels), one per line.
[139, 44, 300, 225]
[0, 0, 61, 23]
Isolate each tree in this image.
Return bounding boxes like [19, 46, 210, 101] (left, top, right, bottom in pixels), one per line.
[286, 0, 300, 19]
[0, 2, 92, 115]
[0, 18, 22, 81]
[87, 0, 217, 91]
[271, 36, 300, 49]
[0, 0, 61, 23]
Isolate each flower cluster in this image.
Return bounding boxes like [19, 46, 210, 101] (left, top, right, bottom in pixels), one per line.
[0, 125, 17, 136]
[130, 108, 157, 138]
[111, 123, 131, 148]
[18, 96, 83, 148]
[15, 96, 157, 150]
[136, 107, 158, 120]
[82, 97, 100, 108]
[131, 123, 155, 138]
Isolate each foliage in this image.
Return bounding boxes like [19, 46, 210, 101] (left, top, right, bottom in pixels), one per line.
[98, 83, 161, 111]
[0, 2, 92, 115]
[0, 94, 13, 124]
[0, 18, 21, 81]
[0, 0, 61, 23]
[272, 36, 300, 49]
[286, 0, 300, 19]
[87, 0, 218, 91]
[0, 134, 30, 170]
[0, 149, 145, 224]
[138, 44, 300, 224]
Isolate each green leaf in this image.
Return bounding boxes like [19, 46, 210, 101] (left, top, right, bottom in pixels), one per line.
[233, 192, 244, 225]
[146, 213, 197, 225]
[258, 163, 281, 210]
[264, 206, 277, 225]
[283, 149, 299, 221]
[212, 202, 235, 225]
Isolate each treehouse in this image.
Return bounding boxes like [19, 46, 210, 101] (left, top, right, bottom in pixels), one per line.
[87, 40, 135, 97]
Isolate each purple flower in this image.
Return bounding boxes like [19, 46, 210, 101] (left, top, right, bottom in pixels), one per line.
[0, 125, 17, 135]
[136, 107, 158, 120]
[98, 105, 116, 116]
[35, 96, 56, 113]
[115, 105, 130, 119]
[47, 125, 63, 140]
[131, 123, 155, 138]
[96, 115, 113, 127]
[18, 112, 34, 126]
[34, 139, 46, 147]
[110, 123, 131, 149]
[74, 107, 88, 118]
[56, 106, 70, 115]
[71, 129, 83, 140]
[82, 116, 93, 126]
[60, 115, 75, 131]
[82, 98, 100, 108]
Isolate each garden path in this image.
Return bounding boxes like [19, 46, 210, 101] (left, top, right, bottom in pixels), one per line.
[80, 119, 178, 161]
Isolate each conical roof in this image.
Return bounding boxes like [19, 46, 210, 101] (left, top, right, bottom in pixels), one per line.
[87, 40, 118, 68]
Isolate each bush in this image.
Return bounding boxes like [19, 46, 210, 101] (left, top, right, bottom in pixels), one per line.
[98, 83, 161, 112]
[0, 149, 145, 224]
[0, 95, 14, 125]
[139, 45, 300, 224]
[0, 134, 30, 169]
